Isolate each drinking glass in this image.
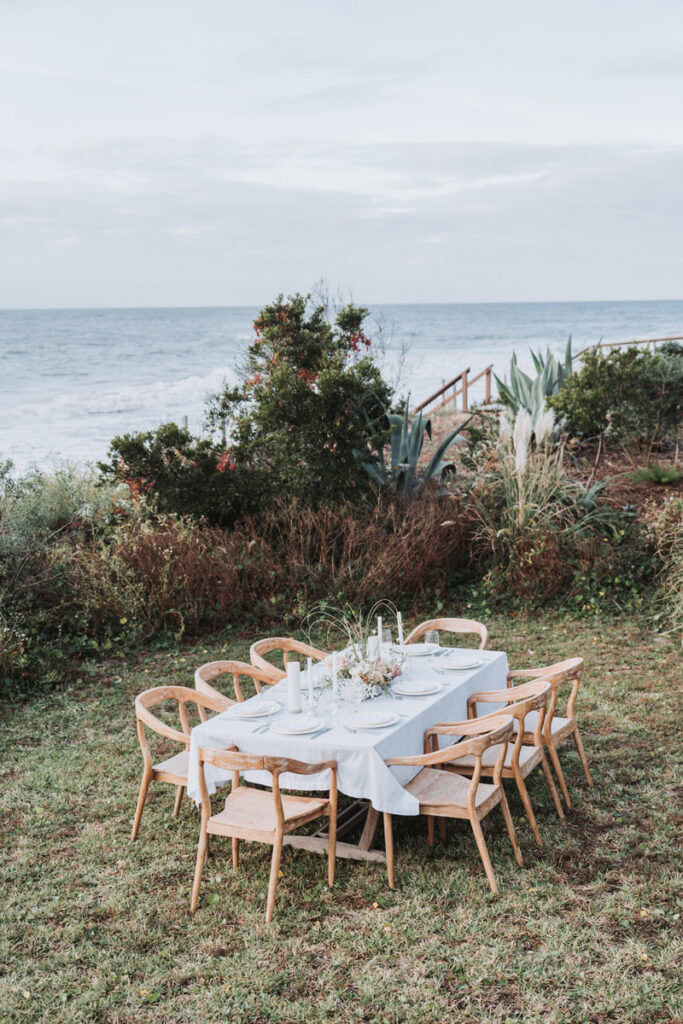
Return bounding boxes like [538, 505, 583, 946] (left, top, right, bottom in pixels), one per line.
[381, 628, 393, 648]
[424, 630, 440, 647]
[367, 636, 380, 661]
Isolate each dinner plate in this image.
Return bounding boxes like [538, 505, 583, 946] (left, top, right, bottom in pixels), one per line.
[226, 700, 279, 719]
[272, 716, 325, 735]
[393, 680, 442, 696]
[345, 709, 400, 730]
[434, 657, 483, 672]
[392, 643, 439, 657]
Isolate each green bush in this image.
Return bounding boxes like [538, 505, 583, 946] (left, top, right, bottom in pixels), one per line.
[209, 292, 393, 506]
[646, 497, 683, 638]
[99, 422, 257, 527]
[101, 293, 394, 523]
[548, 346, 683, 446]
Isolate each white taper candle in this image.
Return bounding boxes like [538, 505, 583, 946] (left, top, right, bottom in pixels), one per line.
[397, 611, 403, 644]
[287, 660, 302, 714]
[332, 650, 338, 700]
[307, 656, 313, 704]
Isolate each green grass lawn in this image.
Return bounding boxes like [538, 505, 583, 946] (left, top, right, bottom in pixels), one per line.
[1, 613, 681, 1023]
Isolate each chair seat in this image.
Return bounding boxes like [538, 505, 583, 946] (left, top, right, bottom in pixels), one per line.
[404, 767, 500, 816]
[516, 711, 574, 741]
[153, 750, 189, 779]
[208, 786, 329, 837]
[453, 742, 540, 775]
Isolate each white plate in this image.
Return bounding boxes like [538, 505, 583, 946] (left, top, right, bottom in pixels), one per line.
[345, 709, 400, 730]
[272, 716, 324, 735]
[435, 657, 483, 672]
[226, 700, 279, 719]
[393, 680, 442, 696]
[392, 643, 439, 657]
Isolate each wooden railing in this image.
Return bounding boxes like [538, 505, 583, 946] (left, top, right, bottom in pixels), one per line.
[413, 364, 493, 416]
[574, 335, 683, 359]
[413, 334, 681, 417]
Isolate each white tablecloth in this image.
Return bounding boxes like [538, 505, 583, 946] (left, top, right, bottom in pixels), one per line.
[187, 649, 508, 816]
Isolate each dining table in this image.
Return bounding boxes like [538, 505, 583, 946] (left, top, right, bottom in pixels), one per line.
[186, 645, 509, 864]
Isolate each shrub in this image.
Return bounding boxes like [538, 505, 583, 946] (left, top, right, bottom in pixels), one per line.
[101, 293, 395, 522]
[645, 497, 683, 638]
[99, 422, 257, 527]
[630, 463, 683, 486]
[548, 346, 683, 447]
[469, 420, 650, 607]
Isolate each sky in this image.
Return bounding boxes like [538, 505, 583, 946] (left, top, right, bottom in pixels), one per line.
[1, 0, 683, 308]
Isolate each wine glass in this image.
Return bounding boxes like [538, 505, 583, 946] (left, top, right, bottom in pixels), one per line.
[424, 629, 440, 648]
[381, 628, 393, 650]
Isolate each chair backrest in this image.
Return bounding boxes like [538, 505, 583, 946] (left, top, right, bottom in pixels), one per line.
[508, 657, 583, 724]
[404, 617, 488, 650]
[467, 680, 552, 754]
[195, 660, 276, 704]
[250, 637, 329, 682]
[134, 685, 230, 767]
[197, 746, 337, 831]
[386, 714, 513, 768]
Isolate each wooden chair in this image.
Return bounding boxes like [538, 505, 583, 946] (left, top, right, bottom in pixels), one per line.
[195, 660, 277, 704]
[444, 681, 564, 849]
[404, 617, 488, 650]
[507, 657, 592, 808]
[192, 748, 337, 922]
[383, 715, 523, 894]
[249, 637, 329, 682]
[132, 685, 230, 840]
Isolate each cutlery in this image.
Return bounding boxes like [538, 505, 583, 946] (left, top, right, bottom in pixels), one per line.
[308, 725, 332, 740]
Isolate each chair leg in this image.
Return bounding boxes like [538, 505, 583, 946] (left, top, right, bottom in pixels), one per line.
[498, 789, 524, 868]
[266, 834, 283, 923]
[572, 727, 594, 787]
[383, 813, 395, 890]
[513, 770, 543, 849]
[131, 771, 152, 840]
[328, 812, 337, 888]
[427, 815, 435, 846]
[437, 817, 447, 841]
[469, 816, 498, 895]
[191, 829, 208, 913]
[539, 750, 565, 819]
[547, 738, 572, 808]
[173, 784, 185, 818]
[232, 838, 239, 870]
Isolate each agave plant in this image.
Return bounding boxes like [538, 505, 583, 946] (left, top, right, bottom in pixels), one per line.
[495, 337, 573, 421]
[354, 402, 472, 498]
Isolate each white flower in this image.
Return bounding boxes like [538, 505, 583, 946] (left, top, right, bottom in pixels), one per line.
[534, 408, 555, 445]
[513, 408, 532, 452]
[514, 438, 528, 476]
[499, 411, 512, 446]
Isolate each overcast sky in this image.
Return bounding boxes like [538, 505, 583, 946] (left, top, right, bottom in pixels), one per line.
[2, 0, 683, 308]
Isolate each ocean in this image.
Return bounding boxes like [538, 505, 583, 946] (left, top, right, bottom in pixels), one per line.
[2, 300, 682, 474]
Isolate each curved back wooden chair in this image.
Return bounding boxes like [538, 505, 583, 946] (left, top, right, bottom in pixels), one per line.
[383, 715, 523, 894]
[507, 657, 590, 808]
[192, 748, 337, 922]
[195, 660, 278, 704]
[249, 637, 329, 682]
[404, 617, 488, 650]
[445, 681, 564, 849]
[132, 685, 230, 841]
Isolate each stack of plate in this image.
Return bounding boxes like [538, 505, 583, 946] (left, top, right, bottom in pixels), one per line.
[345, 708, 400, 730]
[392, 679, 441, 696]
[272, 715, 324, 735]
[434, 655, 483, 673]
[391, 642, 439, 658]
[226, 700, 279, 719]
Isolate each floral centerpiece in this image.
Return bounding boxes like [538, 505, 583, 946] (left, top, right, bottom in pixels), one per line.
[305, 601, 405, 702]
